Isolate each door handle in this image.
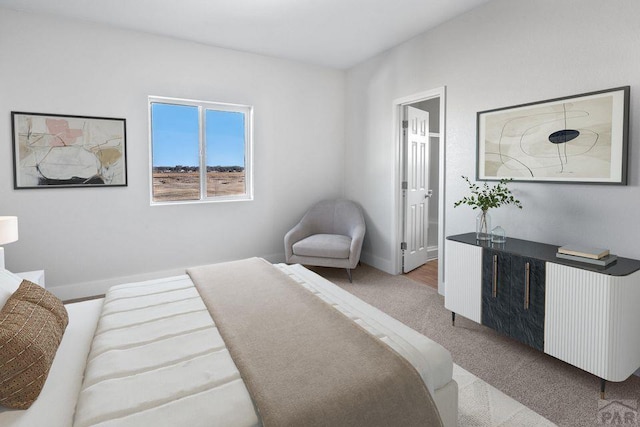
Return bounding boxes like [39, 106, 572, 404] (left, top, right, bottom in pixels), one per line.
[424, 189, 433, 199]
[524, 262, 530, 310]
[492, 255, 498, 298]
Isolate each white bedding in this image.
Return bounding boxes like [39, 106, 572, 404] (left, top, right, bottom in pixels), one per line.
[0, 298, 103, 427]
[73, 275, 259, 427]
[0, 263, 455, 427]
[279, 264, 453, 392]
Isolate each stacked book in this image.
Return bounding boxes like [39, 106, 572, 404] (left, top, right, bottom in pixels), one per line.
[556, 245, 617, 267]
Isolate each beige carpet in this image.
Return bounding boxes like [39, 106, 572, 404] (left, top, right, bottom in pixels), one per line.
[309, 264, 640, 427]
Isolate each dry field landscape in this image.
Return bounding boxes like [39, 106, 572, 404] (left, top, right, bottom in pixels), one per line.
[152, 171, 245, 201]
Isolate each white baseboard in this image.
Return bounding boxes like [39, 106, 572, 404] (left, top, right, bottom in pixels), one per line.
[427, 245, 438, 261]
[360, 251, 393, 275]
[51, 252, 285, 301]
[360, 250, 439, 276]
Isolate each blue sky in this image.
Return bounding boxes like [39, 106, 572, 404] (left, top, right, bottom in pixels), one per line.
[151, 103, 245, 167]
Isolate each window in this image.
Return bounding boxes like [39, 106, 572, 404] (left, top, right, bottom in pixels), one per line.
[149, 96, 253, 204]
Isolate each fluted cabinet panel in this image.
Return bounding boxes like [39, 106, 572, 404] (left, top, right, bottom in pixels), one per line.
[444, 240, 482, 323]
[609, 278, 640, 381]
[545, 263, 640, 381]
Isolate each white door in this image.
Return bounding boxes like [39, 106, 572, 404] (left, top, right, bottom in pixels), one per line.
[403, 106, 430, 273]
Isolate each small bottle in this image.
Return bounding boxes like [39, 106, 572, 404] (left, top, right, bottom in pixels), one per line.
[491, 226, 506, 244]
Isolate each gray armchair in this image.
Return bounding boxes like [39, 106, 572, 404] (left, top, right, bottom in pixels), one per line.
[284, 199, 365, 282]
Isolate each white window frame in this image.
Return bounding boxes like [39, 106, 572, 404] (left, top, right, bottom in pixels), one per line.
[148, 96, 253, 205]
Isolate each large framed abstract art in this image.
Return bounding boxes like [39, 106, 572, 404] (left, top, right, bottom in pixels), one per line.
[476, 86, 629, 184]
[12, 112, 127, 189]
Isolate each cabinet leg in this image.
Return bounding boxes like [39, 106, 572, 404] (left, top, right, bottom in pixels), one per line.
[600, 378, 606, 399]
[452, 312, 456, 326]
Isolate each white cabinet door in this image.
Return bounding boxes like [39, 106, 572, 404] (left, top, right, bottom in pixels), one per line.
[545, 262, 640, 381]
[444, 240, 483, 323]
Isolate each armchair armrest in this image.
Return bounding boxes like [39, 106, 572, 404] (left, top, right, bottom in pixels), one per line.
[347, 223, 366, 268]
[284, 221, 313, 262]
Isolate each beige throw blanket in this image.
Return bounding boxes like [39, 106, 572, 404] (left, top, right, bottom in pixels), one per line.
[188, 258, 442, 427]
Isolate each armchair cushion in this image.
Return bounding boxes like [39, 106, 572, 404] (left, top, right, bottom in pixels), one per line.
[292, 234, 351, 259]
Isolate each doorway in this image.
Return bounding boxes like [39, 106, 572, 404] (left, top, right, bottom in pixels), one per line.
[393, 88, 446, 295]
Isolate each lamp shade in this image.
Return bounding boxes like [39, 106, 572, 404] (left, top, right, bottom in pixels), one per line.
[0, 216, 18, 245]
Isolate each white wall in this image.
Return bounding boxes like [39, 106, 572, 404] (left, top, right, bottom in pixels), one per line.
[0, 9, 346, 299]
[346, 0, 640, 275]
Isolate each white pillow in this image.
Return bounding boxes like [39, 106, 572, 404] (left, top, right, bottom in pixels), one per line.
[0, 269, 23, 309]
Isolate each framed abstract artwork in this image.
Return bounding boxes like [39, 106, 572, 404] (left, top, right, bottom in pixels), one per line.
[12, 112, 127, 189]
[476, 86, 629, 184]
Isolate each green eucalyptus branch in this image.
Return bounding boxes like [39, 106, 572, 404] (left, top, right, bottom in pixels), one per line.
[453, 176, 522, 212]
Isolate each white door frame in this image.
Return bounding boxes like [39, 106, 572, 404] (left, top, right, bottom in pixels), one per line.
[391, 87, 446, 294]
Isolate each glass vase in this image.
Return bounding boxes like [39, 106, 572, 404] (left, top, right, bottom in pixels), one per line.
[476, 210, 491, 241]
[491, 226, 506, 244]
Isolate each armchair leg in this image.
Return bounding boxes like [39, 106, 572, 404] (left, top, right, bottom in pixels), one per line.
[346, 268, 352, 283]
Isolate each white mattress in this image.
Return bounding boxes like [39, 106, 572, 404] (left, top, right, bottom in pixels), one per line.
[1, 263, 454, 426]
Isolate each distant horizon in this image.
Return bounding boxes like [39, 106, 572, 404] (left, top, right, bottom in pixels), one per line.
[153, 165, 244, 170]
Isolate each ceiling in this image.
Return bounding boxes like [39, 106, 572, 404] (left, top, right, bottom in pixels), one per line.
[0, 0, 490, 69]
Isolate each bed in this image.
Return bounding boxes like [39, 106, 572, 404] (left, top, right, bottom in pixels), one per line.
[0, 259, 457, 426]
